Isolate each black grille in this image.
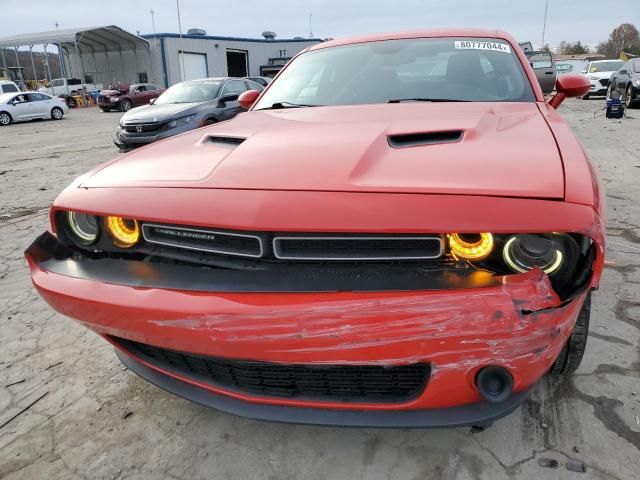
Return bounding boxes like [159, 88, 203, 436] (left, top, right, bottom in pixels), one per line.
[142, 224, 263, 258]
[124, 123, 162, 133]
[114, 337, 430, 402]
[274, 236, 442, 260]
[599, 79, 609, 87]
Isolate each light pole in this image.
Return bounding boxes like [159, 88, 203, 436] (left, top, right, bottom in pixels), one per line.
[176, 0, 186, 81]
[541, 0, 549, 49]
[150, 9, 157, 46]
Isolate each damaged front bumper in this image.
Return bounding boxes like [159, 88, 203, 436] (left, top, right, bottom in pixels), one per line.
[26, 232, 589, 427]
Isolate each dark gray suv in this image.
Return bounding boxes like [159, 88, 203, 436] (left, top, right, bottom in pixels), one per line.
[113, 77, 263, 151]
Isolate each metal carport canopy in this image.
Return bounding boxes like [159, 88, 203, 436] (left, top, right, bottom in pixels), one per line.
[0, 25, 149, 52]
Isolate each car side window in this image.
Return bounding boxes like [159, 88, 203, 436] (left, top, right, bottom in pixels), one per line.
[2, 84, 18, 93]
[244, 80, 264, 91]
[146, 85, 157, 91]
[27, 93, 47, 102]
[50, 79, 62, 87]
[220, 80, 247, 97]
[12, 94, 29, 104]
[137, 85, 147, 92]
[634, 60, 640, 73]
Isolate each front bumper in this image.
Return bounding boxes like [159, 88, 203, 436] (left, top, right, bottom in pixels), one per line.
[588, 79, 608, 95]
[26, 232, 587, 426]
[113, 123, 196, 149]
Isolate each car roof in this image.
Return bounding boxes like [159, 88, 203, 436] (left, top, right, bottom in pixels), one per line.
[307, 28, 510, 52]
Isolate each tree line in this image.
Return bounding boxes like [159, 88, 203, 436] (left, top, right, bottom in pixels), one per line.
[543, 23, 639, 57]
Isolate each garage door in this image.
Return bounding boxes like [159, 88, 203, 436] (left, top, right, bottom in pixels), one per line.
[179, 52, 207, 81]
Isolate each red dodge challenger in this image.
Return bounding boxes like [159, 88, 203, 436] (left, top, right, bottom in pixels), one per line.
[26, 29, 604, 428]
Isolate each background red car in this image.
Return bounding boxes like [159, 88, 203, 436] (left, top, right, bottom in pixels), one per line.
[97, 83, 165, 112]
[26, 29, 601, 428]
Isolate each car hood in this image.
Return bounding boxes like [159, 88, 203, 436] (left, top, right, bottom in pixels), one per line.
[588, 71, 615, 80]
[101, 89, 126, 96]
[83, 103, 564, 199]
[121, 102, 203, 122]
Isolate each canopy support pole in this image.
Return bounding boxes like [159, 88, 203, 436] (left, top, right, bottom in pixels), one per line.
[29, 45, 37, 83]
[43, 43, 52, 82]
[1, 48, 7, 78]
[14, 47, 23, 84]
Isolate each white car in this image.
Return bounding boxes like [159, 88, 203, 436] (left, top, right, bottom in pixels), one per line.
[0, 92, 68, 125]
[582, 60, 624, 98]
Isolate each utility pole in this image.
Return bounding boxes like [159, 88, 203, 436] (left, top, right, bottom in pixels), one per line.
[150, 9, 157, 46]
[176, 0, 185, 81]
[541, 0, 549, 49]
[309, 13, 313, 38]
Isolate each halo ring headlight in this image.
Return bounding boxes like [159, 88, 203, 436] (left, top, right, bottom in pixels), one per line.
[106, 216, 140, 248]
[448, 233, 494, 260]
[502, 234, 565, 275]
[67, 211, 99, 245]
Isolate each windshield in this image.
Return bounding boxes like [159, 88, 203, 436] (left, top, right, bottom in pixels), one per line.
[156, 81, 221, 104]
[255, 37, 535, 109]
[589, 61, 624, 73]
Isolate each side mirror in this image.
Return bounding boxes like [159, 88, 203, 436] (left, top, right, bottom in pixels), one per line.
[219, 94, 239, 104]
[548, 74, 591, 109]
[149, 98, 156, 105]
[238, 89, 261, 110]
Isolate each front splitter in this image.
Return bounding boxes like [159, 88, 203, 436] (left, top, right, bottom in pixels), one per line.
[116, 348, 531, 428]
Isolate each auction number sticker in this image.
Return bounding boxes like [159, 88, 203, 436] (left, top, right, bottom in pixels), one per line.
[454, 41, 511, 53]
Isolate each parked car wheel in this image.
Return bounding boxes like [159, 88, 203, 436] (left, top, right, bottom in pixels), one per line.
[582, 93, 590, 100]
[51, 107, 64, 120]
[100, 108, 110, 112]
[0, 112, 12, 126]
[625, 85, 638, 108]
[120, 99, 132, 112]
[549, 293, 590, 375]
[67, 97, 77, 108]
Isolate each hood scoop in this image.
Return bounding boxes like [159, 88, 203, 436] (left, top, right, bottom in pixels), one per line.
[388, 130, 463, 148]
[201, 135, 246, 148]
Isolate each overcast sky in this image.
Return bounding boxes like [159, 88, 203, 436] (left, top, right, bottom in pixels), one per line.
[2, 0, 639, 48]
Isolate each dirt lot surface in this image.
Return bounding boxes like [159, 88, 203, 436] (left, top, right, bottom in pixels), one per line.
[0, 101, 639, 480]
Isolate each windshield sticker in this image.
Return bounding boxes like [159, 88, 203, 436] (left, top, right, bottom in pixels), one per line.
[454, 41, 511, 53]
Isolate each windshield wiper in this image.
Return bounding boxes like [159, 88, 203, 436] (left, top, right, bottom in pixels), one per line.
[258, 101, 324, 110]
[387, 98, 470, 103]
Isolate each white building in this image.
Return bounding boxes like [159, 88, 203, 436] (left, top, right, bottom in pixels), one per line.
[144, 30, 322, 87]
[0, 26, 322, 89]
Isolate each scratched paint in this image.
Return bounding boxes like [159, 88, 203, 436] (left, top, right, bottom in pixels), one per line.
[30, 257, 587, 410]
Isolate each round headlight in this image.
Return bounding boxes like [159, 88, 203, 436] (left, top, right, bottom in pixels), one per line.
[503, 234, 564, 275]
[105, 216, 140, 248]
[67, 211, 99, 245]
[448, 233, 494, 260]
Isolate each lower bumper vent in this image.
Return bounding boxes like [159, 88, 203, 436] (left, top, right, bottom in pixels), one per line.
[113, 337, 430, 403]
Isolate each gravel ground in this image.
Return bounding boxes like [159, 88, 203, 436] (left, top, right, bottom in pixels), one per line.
[0, 100, 639, 480]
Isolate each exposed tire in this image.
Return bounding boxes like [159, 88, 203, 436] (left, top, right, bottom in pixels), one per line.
[625, 85, 638, 108]
[549, 292, 591, 375]
[0, 111, 12, 126]
[120, 99, 132, 112]
[100, 108, 110, 112]
[67, 97, 77, 108]
[51, 107, 64, 120]
[582, 93, 590, 100]
[202, 118, 217, 126]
